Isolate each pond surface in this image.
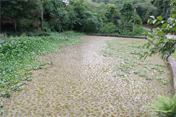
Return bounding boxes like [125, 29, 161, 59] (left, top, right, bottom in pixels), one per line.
[1, 36, 173, 116]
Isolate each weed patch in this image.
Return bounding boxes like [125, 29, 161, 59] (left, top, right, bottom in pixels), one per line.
[100, 38, 173, 116]
[0, 31, 84, 97]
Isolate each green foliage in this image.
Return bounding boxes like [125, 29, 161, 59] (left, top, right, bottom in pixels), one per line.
[1, 0, 165, 36]
[1, 90, 11, 98]
[132, 14, 142, 26]
[0, 32, 84, 97]
[2, 0, 42, 32]
[141, 14, 176, 59]
[152, 0, 171, 20]
[156, 77, 168, 84]
[69, 0, 103, 33]
[140, 0, 176, 59]
[92, 0, 112, 4]
[105, 4, 116, 22]
[81, 11, 103, 33]
[123, 25, 146, 36]
[120, 2, 133, 22]
[148, 95, 176, 117]
[100, 22, 117, 34]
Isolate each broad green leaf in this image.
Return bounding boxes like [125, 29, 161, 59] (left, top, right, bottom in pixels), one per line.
[172, 14, 176, 18]
[158, 32, 163, 37]
[162, 24, 167, 28]
[171, 0, 176, 3]
[173, 25, 176, 31]
[155, 21, 161, 26]
[157, 16, 162, 20]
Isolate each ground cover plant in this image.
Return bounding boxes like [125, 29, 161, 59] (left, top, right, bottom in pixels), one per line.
[0, 31, 84, 97]
[147, 95, 176, 117]
[100, 38, 174, 116]
[100, 39, 170, 85]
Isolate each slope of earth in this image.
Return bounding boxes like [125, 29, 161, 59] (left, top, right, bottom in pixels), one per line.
[1, 36, 173, 116]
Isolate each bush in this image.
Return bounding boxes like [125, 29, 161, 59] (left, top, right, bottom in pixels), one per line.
[49, 22, 62, 32]
[147, 95, 176, 117]
[100, 22, 117, 34]
[0, 32, 84, 96]
[120, 25, 146, 36]
[81, 11, 103, 33]
[43, 21, 51, 32]
[132, 14, 142, 26]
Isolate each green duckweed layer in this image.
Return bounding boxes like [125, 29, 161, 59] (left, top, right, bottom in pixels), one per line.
[1, 36, 173, 116]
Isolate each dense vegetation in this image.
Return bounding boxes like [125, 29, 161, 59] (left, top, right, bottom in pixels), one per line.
[0, 31, 83, 97]
[1, 0, 171, 36]
[141, 0, 176, 60]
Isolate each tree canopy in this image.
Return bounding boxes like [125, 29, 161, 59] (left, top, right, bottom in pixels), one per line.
[0, 0, 173, 36]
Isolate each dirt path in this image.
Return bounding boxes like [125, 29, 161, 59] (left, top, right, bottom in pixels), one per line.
[1, 36, 173, 116]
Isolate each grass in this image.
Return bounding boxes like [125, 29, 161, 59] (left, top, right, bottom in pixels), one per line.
[100, 38, 170, 85]
[0, 31, 84, 97]
[100, 38, 173, 116]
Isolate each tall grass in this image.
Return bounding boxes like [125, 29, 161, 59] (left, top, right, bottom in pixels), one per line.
[0, 31, 84, 96]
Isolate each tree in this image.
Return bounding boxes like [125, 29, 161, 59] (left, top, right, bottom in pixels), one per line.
[120, 2, 133, 32]
[152, 0, 171, 20]
[41, 0, 43, 30]
[2, 0, 41, 32]
[105, 4, 116, 22]
[141, 0, 176, 60]
[130, 0, 156, 32]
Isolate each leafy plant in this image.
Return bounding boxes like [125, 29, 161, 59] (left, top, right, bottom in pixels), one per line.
[122, 78, 130, 83]
[156, 77, 168, 84]
[139, 73, 146, 77]
[0, 32, 84, 96]
[11, 83, 23, 91]
[146, 76, 152, 80]
[148, 95, 176, 117]
[141, 0, 176, 60]
[1, 90, 11, 98]
[0, 110, 3, 115]
[100, 22, 117, 34]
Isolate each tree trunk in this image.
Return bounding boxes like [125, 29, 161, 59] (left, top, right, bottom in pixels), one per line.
[133, 8, 136, 32]
[15, 21, 16, 32]
[170, 5, 173, 17]
[0, 1, 1, 33]
[41, 0, 43, 30]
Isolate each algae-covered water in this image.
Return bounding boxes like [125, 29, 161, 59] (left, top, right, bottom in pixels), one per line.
[1, 36, 173, 116]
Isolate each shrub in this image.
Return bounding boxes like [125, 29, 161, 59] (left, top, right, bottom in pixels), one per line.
[147, 95, 176, 117]
[0, 32, 84, 96]
[100, 22, 117, 34]
[132, 14, 142, 26]
[81, 11, 103, 33]
[120, 25, 146, 36]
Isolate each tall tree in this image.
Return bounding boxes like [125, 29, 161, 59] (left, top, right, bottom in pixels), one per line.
[141, 0, 176, 60]
[120, 2, 133, 32]
[1, 0, 41, 32]
[131, 0, 156, 32]
[41, 0, 43, 30]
